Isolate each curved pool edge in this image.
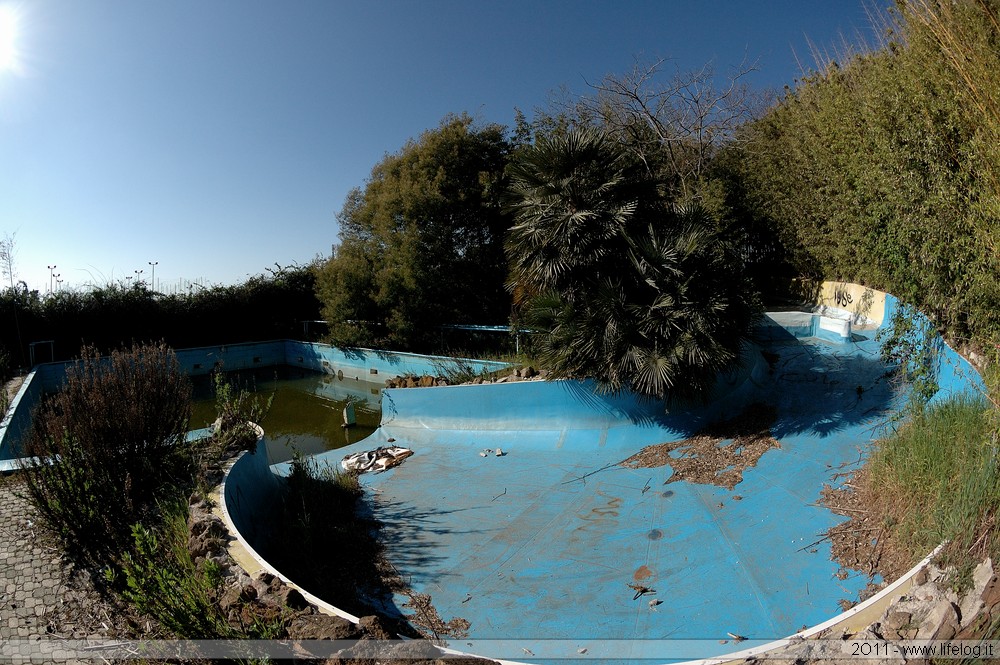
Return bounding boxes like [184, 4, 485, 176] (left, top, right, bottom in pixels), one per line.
[216, 435, 361, 625]
[675, 542, 947, 665]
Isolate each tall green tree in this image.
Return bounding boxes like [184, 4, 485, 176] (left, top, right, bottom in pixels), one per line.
[506, 127, 761, 401]
[315, 115, 515, 350]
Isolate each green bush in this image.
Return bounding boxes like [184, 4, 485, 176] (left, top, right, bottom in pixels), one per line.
[21, 342, 194, 567]
[119, 502, 234, 638]
[208, 369, 272, 458]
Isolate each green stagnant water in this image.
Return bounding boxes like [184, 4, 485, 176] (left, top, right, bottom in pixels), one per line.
[191, 366, 382, 464]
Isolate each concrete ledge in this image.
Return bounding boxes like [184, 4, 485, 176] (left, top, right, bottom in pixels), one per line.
[217, 435, 361, 624]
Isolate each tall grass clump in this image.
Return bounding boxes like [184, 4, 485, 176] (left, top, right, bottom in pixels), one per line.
[868, 394, 1000, 561]
[267, 454, 387, 616]
[20, 342, 194, 567]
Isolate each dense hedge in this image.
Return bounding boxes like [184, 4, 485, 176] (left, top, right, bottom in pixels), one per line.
[0, 264, 320, 369]
[720, 0, 1000, 360]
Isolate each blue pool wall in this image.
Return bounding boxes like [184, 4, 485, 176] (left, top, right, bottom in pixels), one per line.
[756, 311, 853, 344]
[880, 294, 988, 404]
[0, 340, 509, 472]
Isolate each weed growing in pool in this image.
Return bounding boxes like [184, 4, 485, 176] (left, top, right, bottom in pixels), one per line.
[267, 454, 393, 618]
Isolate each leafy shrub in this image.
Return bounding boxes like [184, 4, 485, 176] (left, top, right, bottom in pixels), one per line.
[208, 369, 272, 457]
[506, 127, 761, 401]
[119, 502, 235, 638]
[21, 342, 193, 566]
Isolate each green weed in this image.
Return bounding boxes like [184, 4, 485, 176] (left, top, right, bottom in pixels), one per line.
[869, 394, 999, 562]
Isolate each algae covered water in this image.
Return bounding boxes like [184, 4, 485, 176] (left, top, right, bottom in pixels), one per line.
[191, 366, 382, 464]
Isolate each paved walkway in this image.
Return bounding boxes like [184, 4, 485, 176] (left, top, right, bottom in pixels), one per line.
[0, 479, 67, 641]
[0, 478, 114, 664]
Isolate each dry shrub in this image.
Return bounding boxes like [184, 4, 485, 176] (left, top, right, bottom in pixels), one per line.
[21, 342, 193, 567]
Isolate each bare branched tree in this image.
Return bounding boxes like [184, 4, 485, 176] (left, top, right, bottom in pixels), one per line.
[580, 56, 764, 200]
[0, 232, 16, 290]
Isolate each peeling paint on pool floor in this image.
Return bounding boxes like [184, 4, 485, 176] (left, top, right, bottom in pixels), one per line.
[308, 331, 902, 664]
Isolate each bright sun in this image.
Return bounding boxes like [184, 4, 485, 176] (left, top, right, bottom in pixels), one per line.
[0, 4, 21, 74]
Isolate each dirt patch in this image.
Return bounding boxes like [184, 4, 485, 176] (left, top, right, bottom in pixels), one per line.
[820, 467, 923, 588]
[3, 375, 24, 410]
[619, 403, 780, 490]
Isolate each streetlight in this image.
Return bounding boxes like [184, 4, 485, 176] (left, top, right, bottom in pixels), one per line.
[56, 278, 63, 291]
[47, 264, 56, 293]
[134, 269, 143, 285]
[148, 261, 158, 291]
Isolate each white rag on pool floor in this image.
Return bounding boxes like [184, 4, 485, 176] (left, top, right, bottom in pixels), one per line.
[341, 446, 414, 473]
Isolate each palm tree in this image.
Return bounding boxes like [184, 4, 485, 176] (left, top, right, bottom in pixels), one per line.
[506, 127, 761, 401]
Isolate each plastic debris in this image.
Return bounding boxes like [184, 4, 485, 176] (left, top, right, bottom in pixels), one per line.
[341, 446, 413, 473]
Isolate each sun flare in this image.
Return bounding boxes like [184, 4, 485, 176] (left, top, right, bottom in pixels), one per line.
[0, 4, 22, 74]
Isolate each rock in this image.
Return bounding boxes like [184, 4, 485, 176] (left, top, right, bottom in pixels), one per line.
[956, 610, 993, 639]
[913, 566, 929, 587]
[495, 376, 508, 383]
[980, 570, 1000, 611]
[188, 532, 225, 560]
[959, 559, 994, 628]
[419, 375, 435, 388]
[383, 640, 442, 660]
[277, 586, 310, 611]
[358, 614, 396, 640]
[435, 377, 449, 386]
[189, 513, 226, 539]
[405, 376, 418, 388]
[884, 610, 912, 632]
[520, 366, 537, 378]
[286, 613, 361, 640]
[219, 584, 254, 617]
[472, 377, 483, 385]
[916, 598, 959, 640]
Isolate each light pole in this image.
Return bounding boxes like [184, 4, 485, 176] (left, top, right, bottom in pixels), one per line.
[134, 269, 143, 286]
[148, 261, 158, 291]
[56, 278, 63, 291]
[47, 264, 56, 294]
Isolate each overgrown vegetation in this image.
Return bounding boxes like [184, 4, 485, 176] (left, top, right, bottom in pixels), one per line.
[265, 454, 390, 618]
[207, 369, 273, 460]
[723, 0, 1000, 360]
[861, 395, 999, 568]
[0, 263, 319, 369]
[314, 114, 517, 351]
[19, 342, 290, 644]
[117, 501, 238, 638]
[21, 342, 195, 567]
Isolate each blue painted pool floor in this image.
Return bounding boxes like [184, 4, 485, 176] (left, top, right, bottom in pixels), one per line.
[311, 334, 900, 663]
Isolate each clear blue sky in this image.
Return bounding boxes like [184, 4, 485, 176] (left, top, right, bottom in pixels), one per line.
[0, 0, 886, 294]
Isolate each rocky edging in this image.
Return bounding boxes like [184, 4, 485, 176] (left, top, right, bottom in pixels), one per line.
[189, 495, 499, 664]
[384, 366, 547, 389]
[731, 556, 1000, 664]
